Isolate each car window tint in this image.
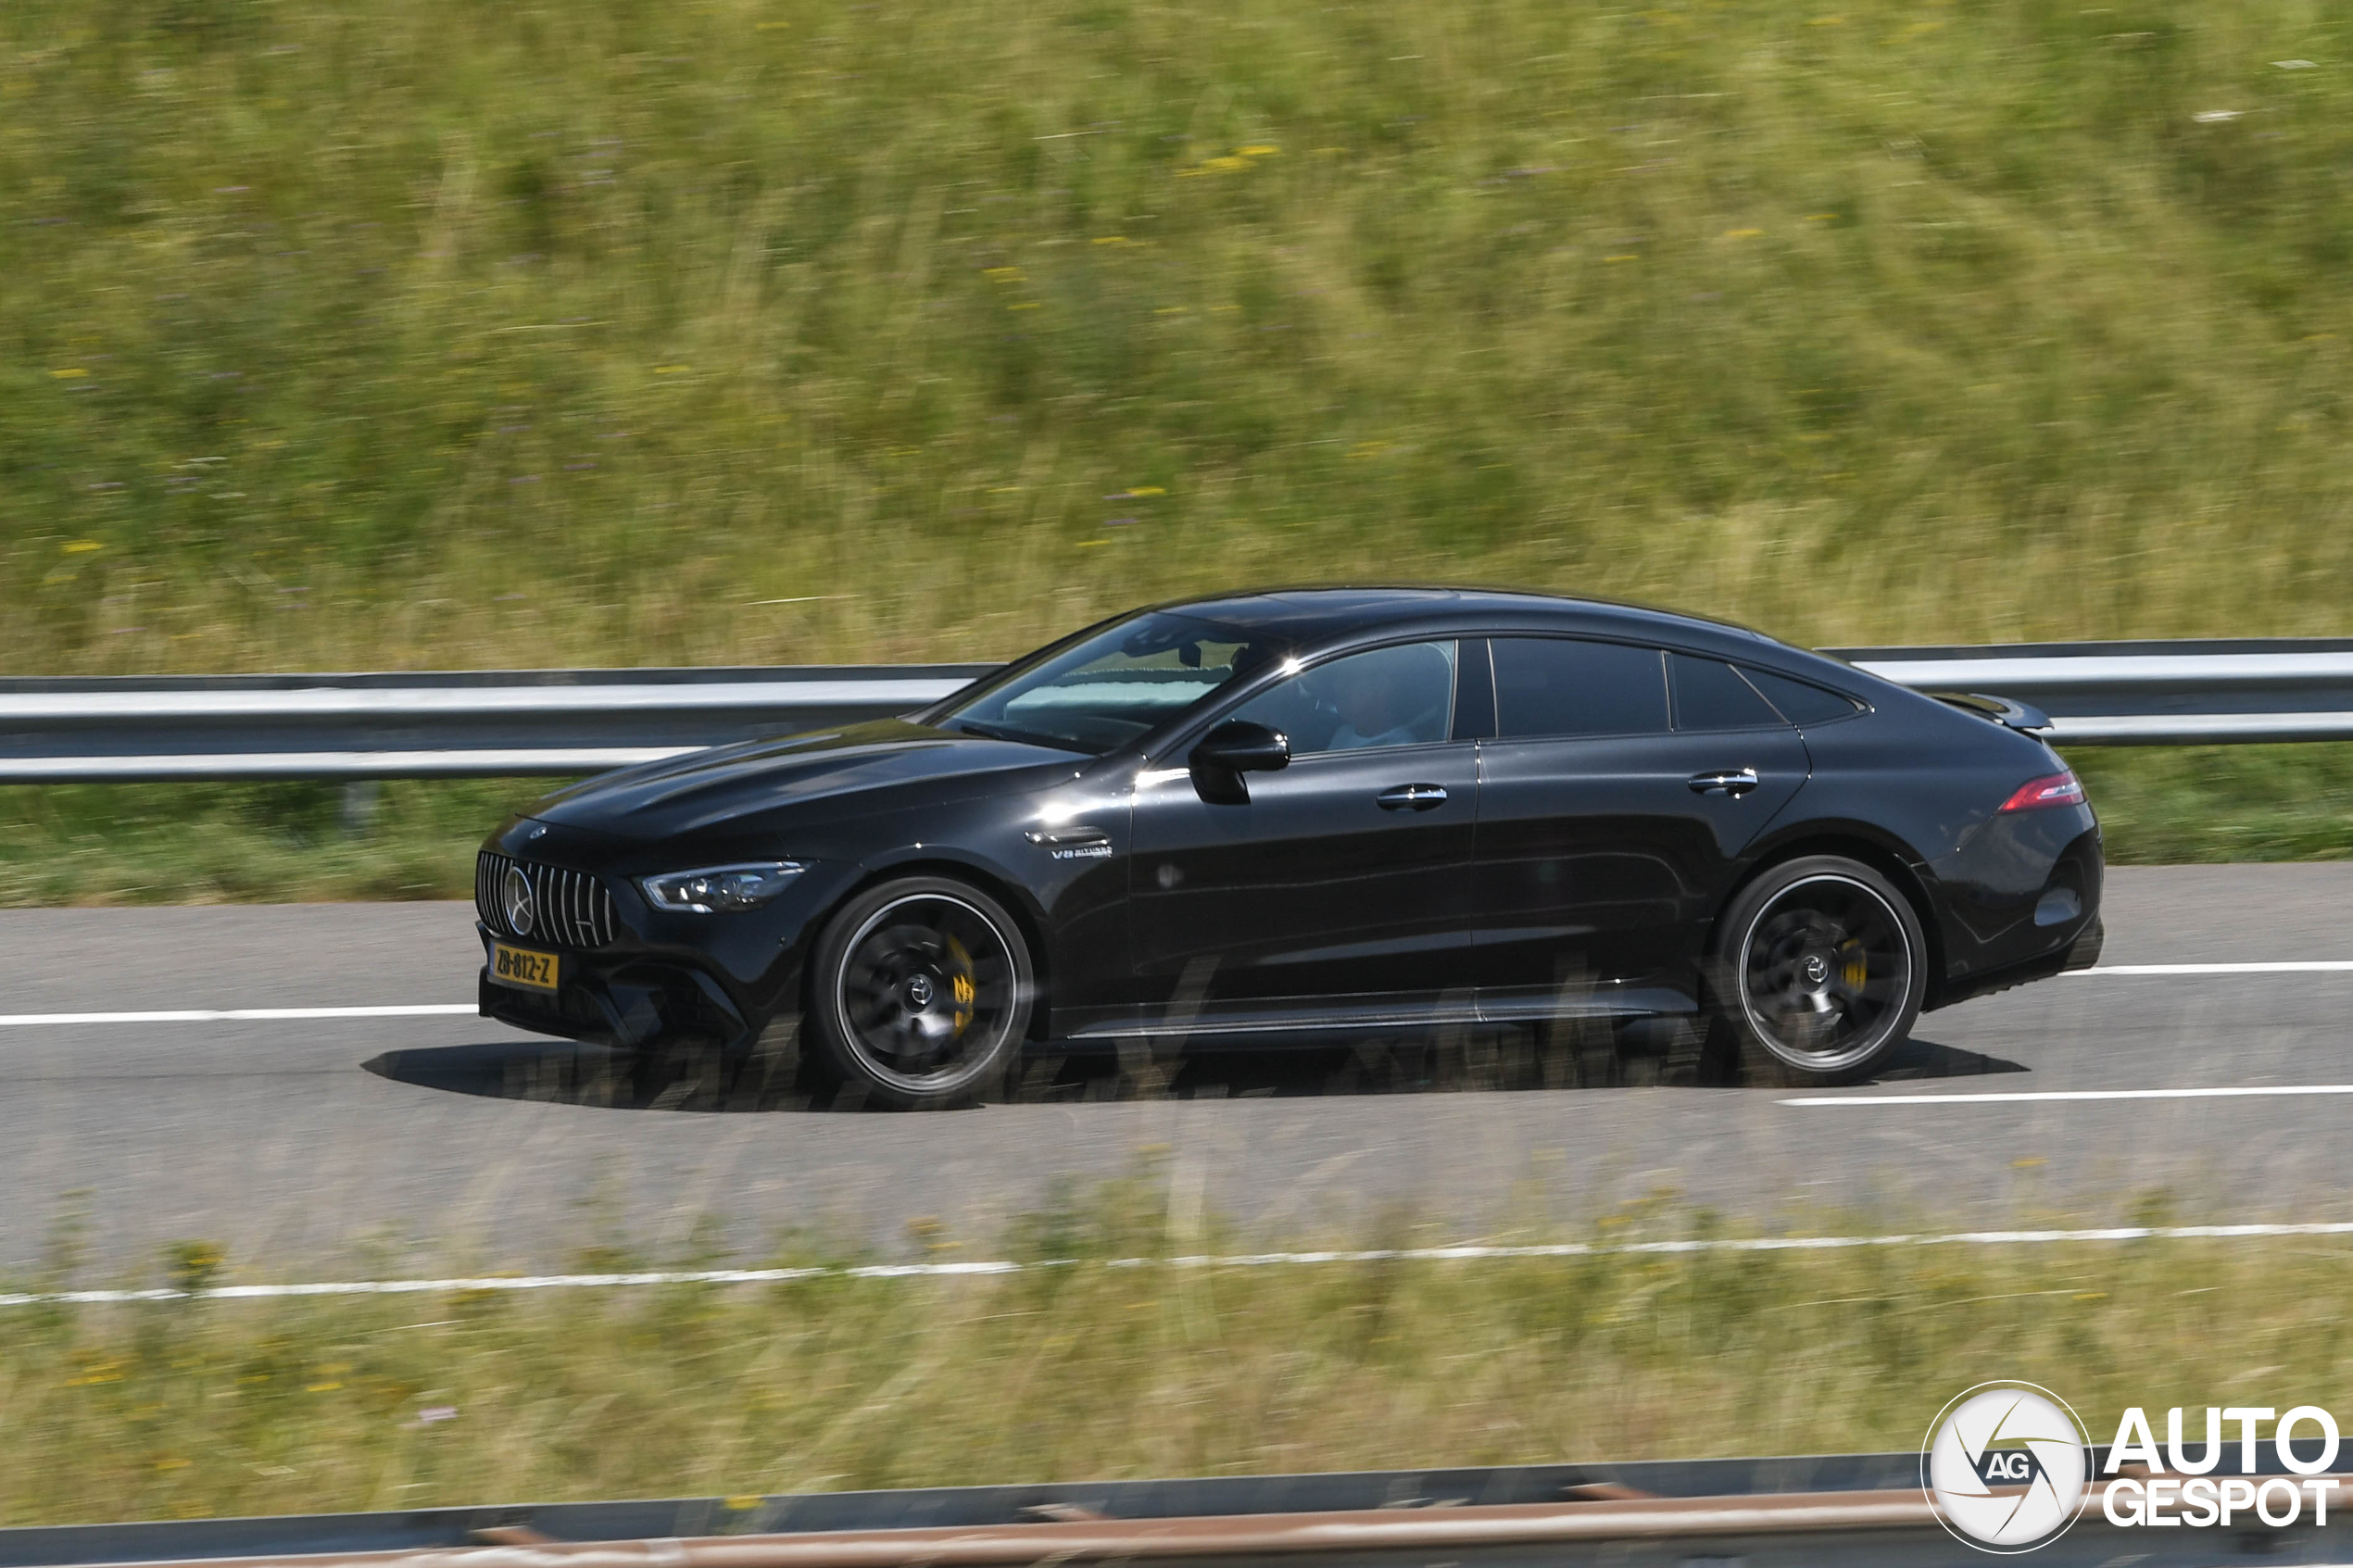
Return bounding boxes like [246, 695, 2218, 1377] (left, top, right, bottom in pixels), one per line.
[1232, 640, 1458, 755]
[1491, 638, 1669, 739]
[1743, 668, 1864, 726]
[1669, 653, 1788, 732]
[943, 609, 1291, 753]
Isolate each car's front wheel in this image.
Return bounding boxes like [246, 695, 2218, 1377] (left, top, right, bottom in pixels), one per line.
[806, 874, 1035, 1110]
[1705, 855, 1927, 1086]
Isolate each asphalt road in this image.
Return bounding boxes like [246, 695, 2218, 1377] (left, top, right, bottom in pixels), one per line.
[3, 864, 2350, 1279]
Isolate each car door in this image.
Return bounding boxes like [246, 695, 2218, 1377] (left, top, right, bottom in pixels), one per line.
[1125, 639, 1482, 1035]
[1471, 638, 1811, 1021]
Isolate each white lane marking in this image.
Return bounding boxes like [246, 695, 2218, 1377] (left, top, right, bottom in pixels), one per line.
[1784, 1085, 2353, 1107]
[2072, 961, 2353, 975]
[0, 1005, 477, 1027]
[15, 1225, 2353, 1306]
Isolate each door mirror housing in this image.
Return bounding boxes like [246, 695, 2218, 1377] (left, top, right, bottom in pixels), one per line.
[1192, 719, 1290, 773]
[1188, 719, 1290, 803]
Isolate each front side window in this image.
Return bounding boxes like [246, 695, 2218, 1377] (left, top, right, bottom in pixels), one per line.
[936, 610, 1291, 753]
[1231, 640, 1459, 756]
[1491, 637, 1670, 739]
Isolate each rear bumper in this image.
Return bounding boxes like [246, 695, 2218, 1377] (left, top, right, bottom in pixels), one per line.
[475, 924, 779, 1051]
[2063, 913, 2105, 972]
[1923, 821, 2103, 1011]
[1929, 914, 2102, 1011]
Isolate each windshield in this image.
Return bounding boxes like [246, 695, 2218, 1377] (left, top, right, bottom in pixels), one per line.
[934, 610, 1293, 754]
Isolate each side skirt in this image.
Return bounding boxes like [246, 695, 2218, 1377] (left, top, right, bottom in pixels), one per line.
[1057, 988, 1698, 1046]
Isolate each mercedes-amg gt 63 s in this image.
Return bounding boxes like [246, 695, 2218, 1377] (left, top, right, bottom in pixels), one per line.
[474, 588, 2103, 1106]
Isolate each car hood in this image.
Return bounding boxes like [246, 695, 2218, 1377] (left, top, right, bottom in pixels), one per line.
[524, 719, 1086, 841]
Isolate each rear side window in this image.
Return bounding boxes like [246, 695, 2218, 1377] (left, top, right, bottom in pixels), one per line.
[1491, 638, 1669, 739]
[1743, 668, 1864, 726]
[1669, 653, 1787, 732]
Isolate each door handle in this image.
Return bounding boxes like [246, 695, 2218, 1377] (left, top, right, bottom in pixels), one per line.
[1377, 783, 1450, 811]
[1687, 768, 1760, 797]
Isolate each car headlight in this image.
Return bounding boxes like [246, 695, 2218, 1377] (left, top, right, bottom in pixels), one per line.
[637, 862, 806, 913]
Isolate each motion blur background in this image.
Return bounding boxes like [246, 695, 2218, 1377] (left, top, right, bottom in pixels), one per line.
[7, 0, 2350, 674]
[5, 0, 2351, 901]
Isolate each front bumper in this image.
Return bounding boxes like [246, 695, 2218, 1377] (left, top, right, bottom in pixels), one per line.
[476, 923, 791, 1052]
[472, 815, 859, 1052]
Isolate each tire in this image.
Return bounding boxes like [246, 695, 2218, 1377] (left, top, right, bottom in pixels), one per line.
[805, 875, 1036, 1110]
[1705, 855, 1927, 1087]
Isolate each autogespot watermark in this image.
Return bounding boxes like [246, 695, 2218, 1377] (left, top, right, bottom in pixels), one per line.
[1923, 1383, 2092, 1552]
[1922, 1382, 2345, 1553]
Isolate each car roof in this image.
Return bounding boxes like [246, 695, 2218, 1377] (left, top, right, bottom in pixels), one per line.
[1157, 585, 1793, 660]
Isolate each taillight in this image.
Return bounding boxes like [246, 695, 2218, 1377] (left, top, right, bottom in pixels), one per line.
[1999, 770, 2085, 811]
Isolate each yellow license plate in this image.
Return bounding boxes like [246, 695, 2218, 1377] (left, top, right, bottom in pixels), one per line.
[490, 943, 560, 992]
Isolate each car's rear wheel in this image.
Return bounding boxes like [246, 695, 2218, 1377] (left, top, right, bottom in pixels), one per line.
[1706, 855, 1926, 1086]
[807, 875, 1034, 1110]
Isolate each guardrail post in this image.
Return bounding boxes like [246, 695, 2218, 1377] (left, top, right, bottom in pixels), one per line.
[340, 779, 381, 837]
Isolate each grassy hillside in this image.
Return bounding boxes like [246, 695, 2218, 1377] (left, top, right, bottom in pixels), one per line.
[3, 0, 2350, 675]
[6, 1193, 2351, 1526]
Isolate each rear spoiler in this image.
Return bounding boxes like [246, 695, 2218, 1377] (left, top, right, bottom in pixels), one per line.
[1931, 690, 2053, 734]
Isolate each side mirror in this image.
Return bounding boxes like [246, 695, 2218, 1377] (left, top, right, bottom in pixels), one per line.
[1188, 719, 1289, 804]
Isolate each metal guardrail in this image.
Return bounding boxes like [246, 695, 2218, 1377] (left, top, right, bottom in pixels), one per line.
[1831, 637, 2353, 745]
[2, 638, 2349, 782]
[0, 666, 994, 782]
[2, 1449, 2342, 1567]
[0, 1455, 1905, 1567]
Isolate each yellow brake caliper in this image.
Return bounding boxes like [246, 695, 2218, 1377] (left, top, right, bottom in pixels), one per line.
[945, 935, 977, 1038]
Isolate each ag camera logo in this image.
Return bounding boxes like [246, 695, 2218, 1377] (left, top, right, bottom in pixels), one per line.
[1922, 1382, 2090, 1553]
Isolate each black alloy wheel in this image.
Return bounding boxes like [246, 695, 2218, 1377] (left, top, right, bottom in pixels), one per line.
[1706, 855, 1927, 1085]
[809, 875, 1034, 1109]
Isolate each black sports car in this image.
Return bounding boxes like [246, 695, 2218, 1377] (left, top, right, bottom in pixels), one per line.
[474, 588, 2103, 1106]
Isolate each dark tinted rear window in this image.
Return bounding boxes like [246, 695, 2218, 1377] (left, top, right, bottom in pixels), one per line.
[1491, 638, 1669, 738]
[1743, 668, 1864, 726]
[1670, 653, 1787, 731]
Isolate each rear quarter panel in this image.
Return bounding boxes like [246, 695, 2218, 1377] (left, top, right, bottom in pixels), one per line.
[1768, 687, 2099, 998]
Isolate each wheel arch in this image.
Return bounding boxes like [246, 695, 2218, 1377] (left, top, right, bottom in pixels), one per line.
[1718, 828, 1949, 1005]
[800, 855, 1056, 1040]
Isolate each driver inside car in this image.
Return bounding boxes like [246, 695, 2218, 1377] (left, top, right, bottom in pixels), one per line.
[1317, 642, 1453, 750]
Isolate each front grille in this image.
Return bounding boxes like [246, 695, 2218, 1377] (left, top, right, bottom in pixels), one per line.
[475, 851, 620, 948]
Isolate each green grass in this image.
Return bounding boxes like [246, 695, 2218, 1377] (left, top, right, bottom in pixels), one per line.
[2, 742, 2349, 907]
[3, 0, 2351, 677]
[0, 779, 539, 904]
[2069, 743, 2353, 864]
[6, 1188, 2351, 1527]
